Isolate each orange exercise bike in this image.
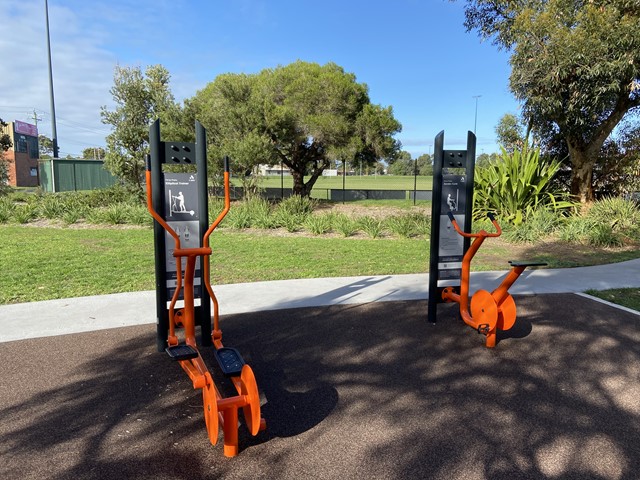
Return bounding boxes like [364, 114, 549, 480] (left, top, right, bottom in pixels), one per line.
[145, 156, 266, 456]
[441, 211, 546, 348]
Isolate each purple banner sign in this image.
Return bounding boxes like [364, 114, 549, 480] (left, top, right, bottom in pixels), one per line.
[14, 120, 38, 137]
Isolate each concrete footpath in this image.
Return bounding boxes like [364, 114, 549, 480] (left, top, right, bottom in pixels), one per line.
[2, 258, 640, 343]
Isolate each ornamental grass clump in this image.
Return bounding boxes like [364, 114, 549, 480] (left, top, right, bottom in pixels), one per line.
[386, 214, 418, 238]
[333, 213, 358, 237]
[358, 216, 385, 238]
[473, 147, 574, 225]
[502, 207, 563, 243]
[0, 197, 14, 223]
[304, 213, 334, 235]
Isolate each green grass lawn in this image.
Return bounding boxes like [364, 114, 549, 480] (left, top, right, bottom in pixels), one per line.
[3, 224, 640, 309]
[586, 288, 640, 312]
[0, 225, 428, 304]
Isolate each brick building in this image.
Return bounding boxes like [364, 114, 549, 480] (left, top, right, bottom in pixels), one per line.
[1, 120, 39, 187]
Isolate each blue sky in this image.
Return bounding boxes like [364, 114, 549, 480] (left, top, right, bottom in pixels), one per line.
[1, 0, 519, 158]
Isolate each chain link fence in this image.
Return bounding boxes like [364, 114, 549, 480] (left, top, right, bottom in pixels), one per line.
[227, 161, 433, 203]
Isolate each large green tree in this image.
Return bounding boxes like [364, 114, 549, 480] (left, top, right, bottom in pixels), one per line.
[495, 113, 528, 153]
[459, 0, 640, 203]
[38, 135, 56, 159]
[101, 65, 183, 193]
[187, 61, 401, 196]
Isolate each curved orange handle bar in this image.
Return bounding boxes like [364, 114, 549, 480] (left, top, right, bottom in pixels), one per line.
[145, 155, 183, 344]
[203, 156, 231, 248]
[146, 159, 181, 249]
[202, 158, 231, 342]
[447, 211, 502, 238]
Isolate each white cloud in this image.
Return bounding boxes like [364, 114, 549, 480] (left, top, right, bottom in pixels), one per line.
[1, 0, 117, 155]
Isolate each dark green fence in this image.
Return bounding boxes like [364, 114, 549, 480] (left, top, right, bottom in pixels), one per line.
[38, 159, 117, 192]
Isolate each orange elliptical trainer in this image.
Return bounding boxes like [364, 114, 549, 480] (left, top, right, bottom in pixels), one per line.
[428, 131, 546, 347]
[146, 120, 265, 456]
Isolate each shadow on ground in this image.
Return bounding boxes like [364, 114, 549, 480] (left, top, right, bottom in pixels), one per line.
[0, 294, 638, 480]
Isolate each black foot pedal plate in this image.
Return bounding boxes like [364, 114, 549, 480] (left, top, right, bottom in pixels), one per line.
[508, 260, 548, 267]
[166, 345, 199, 361]
[215, 347, 245, 377]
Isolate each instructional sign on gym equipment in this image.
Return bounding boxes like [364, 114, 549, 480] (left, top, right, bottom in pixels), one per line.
[163, 173, 201, 299]
[438, 174, 467, 279]
[428, 131, 476, 323]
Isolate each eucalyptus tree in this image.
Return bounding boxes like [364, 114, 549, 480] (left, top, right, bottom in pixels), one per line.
[101, 65, 182, 193]
[458, 0, 640, 203]
[188, 61, 401, 196]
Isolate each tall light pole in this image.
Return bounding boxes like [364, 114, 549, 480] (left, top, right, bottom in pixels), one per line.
[472, 95, 482, 135]
[45, 0, 59, 158]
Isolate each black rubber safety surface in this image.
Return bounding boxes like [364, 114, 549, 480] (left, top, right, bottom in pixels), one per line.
[1, 294, 638, 480]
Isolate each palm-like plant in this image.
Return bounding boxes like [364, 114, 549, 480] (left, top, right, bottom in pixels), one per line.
[473, 147, 574, 225]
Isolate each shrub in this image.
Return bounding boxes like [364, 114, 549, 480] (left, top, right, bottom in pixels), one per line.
[304, 213, 334, 235]
[8, 190, 30, 203]
[586, 196, 640, 234]
[411, 213, 431, 237]
[125, 204, 153, 226]
[557, 215, 597, 243]
[279, 213, 305, 233]
[226, 204, 252, 229]
[83, 184, 140, 208]
[0, 197, 14, 223]
[246, 197, 276, 229]
[102, 204, 129, 224]
[358, 216, 385, 238]
[39, 195, 66, 219]
[276, 195, 316, 218]
[474, 147, 574, 225]
[60, 197, 89, 224]
[208, 198, 225, 220]
[587, 223, 624, 248]
[502, 208, 562, 244]
[12, 204, 38, 224]
[386, 214, 418, 238]
[62, 208, 84, 225]
[333, 213, 358, 237]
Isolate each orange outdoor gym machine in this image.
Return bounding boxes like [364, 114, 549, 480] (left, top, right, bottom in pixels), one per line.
[441, 211, 546, 347]
[147, 120, 265, 456]
[428, 131, 545, 348]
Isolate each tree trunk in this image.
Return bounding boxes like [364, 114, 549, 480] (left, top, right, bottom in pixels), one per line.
[289, 159, 328, 197]
[567, 143, 595, 204]
[291, 169, 305, 196]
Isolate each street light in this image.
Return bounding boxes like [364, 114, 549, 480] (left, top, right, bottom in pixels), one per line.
[472, 95, 482, 135]
[45, 0, 59, 158]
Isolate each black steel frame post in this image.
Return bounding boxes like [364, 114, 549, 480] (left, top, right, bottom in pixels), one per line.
[149, 120, 168, 351]
[195, 121, 212, 346]
[427, 131, 476, 323]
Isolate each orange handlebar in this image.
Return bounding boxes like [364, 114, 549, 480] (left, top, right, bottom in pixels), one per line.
[447, 211, 502, 238]
[144, 154, 231, 247]
[203, 156, 231, 247]
[145, 156, 181, 248]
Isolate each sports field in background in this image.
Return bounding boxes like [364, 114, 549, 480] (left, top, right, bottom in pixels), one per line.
[232, 175, 434, 192]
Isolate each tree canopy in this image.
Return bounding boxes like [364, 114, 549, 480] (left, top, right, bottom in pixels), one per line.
[38, 135, 54, 159]
[101, 65, 182, 193]
[495, 113, 527, 153]
[81, 147, 106, 160]
[459, 0, 640, 202]
[186, 61, 402, 196]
